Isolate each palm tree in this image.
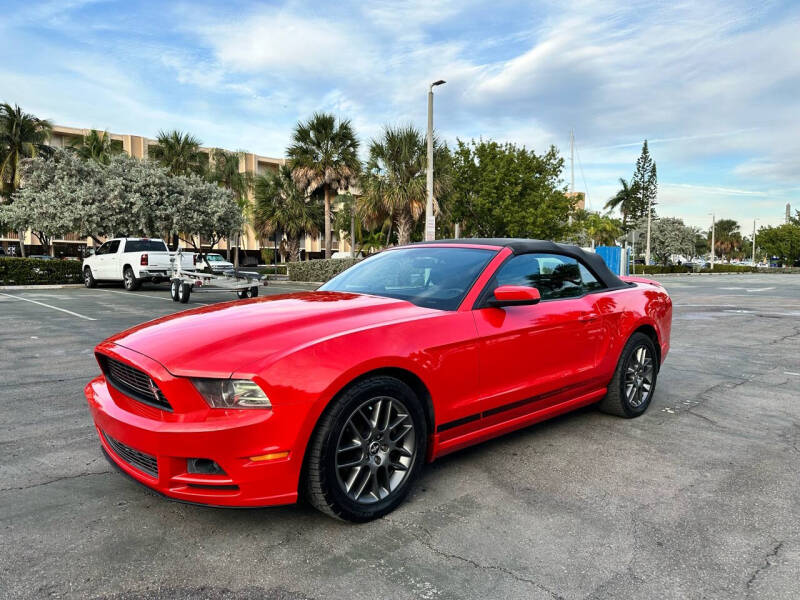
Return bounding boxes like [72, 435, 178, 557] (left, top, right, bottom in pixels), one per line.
[287, 113, 360, 258]
[149, 130, 205, 176]
[253, 165, 322, 262]
[360, 125, 448, 246]
[208, 148, 253, 266]
[0, 103, 53, 257]
[69, 129, 121, 165]
[604, 177, 639, 232]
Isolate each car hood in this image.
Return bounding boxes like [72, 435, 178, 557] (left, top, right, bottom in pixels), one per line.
[106, 291, 437, 378]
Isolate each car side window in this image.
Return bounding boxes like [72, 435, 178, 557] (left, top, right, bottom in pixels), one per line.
[579, 263, 605, 292]
[95, 242, 110, 256]
[492, 253, 584, 301]
[107, 240, 121, 254]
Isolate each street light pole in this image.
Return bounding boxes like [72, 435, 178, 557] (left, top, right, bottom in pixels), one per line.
[426, 80, 446, 242]
[644, 195, 652, 266]
[752, 218, 757, 264]
[710, 213, 715, 270]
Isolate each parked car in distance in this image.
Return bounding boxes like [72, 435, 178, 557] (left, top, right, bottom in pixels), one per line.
[85, 239, 673, 521]
[201, 253, 234, 273]
[28, 254, 56, 260]
[82, 238, 195, 290]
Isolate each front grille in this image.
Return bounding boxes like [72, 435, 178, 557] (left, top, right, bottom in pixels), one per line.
[102, 431, 158, 478]
[99, 355, 172, 411]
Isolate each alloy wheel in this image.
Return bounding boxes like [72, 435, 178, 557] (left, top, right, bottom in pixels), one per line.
[335, 396, 416, 505]
[624, 345, 654, 408]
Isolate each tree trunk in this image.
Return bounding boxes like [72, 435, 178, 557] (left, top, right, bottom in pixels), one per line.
[233, 233, 240, 269]
[18, 230, 26, 258]
[289, 237, 301, 262]
[324, 186, 332, 259]
[350, 207, 355, 258]
[395, 213, 413, 246]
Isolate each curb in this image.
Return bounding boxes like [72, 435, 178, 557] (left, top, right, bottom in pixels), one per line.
[0, 284, 85, 290]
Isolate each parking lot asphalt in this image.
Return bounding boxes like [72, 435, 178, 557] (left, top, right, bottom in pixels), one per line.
[1, 274, 799, 599]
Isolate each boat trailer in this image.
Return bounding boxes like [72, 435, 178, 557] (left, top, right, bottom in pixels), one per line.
[169, 249, 267, 303]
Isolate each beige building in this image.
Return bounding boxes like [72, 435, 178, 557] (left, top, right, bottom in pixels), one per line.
[2, 124, 352, 259]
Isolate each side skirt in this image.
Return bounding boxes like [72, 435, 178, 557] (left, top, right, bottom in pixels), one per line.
[430, 388, 606, 460]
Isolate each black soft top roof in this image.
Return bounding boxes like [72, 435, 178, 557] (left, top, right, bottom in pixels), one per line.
[412, 238, 626, 289]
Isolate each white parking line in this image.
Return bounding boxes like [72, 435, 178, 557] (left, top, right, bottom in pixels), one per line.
[785, 371, 800, 377]
[88, 288, 208, 306]
[0, 292, 97, 321]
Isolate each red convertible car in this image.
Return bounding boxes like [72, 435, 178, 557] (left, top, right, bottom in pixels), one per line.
[85, 239, 672, 521]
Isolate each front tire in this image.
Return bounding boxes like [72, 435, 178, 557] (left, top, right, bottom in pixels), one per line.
[123, 267, 141, 291]
[84, 267, 97, 288]
[305, 376, 427, 522]
[598, 332, 658, 418]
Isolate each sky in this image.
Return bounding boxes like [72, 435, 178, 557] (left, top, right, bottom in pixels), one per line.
[1, 0, 798, 231]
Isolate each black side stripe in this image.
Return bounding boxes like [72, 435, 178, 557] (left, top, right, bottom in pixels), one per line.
[436, 383, 582, 433]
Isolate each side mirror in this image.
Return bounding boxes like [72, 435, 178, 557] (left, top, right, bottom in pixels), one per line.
[490, 285, 541, 307]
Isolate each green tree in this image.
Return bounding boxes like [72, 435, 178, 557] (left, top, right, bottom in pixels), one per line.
[359, 125, 449, 246]
[709, 218, 742, 260]
[173, 175, 243, 256]
[0, 103, 53, 257]
[287, 113, 360, 258]
[650, 217, 697, 265]
[631, 140, 657, 220]
[208, 148, 253, 265]
[604, 177, 640, 232]
[69, 129, 122, 165]
[756, 223, 800, 265]
[149, 130, 206, 177]
[253, 165, 322, 262]
[569, 209, 622, 247]
[449, 139, 573, 239]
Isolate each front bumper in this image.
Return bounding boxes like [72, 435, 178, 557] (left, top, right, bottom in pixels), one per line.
[84, 374, 301, 507]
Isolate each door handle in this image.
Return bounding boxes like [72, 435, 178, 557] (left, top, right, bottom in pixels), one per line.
[578, 312, 600, 322]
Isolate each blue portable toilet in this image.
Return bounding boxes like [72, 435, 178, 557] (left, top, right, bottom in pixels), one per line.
[595, 246, 628, 276]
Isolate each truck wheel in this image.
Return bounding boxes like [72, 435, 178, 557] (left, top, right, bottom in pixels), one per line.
[178, 283, 191, 304]
[84, 267, 97, 288]
[123, 267, 141, 291]
[170, 280, 180, 302]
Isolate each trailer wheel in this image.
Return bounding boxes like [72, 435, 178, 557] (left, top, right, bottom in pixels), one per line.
[250, 286, 259, 297]
[170, 280, 180, 302]
[237, 289, 248, 299]
[178, 282, 191, 303]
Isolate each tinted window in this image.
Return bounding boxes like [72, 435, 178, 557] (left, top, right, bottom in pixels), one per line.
[492, 253, 585, 300]
[579, 263, 604, 291]
[124, 240, 168, 253]
[320, 247, 495, 310]
[107, 240, 121, 254]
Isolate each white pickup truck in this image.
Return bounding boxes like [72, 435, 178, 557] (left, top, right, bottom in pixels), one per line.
[82, 237, 195, 290]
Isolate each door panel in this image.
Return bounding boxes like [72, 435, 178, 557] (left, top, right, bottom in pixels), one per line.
[473, 252, 607, 416]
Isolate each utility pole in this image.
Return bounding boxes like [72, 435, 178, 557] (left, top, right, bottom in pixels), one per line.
[752, 219, 757, 264]
[710, 213, 715, 270]
[425, 80, 446, 241]
[568, 129, 575, 226]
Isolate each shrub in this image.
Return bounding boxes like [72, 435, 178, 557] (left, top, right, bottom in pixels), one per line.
[636, 265, 690, 274]
[700, 264, 757, 273]
[0, 257, 84, 285]
[287, 258, 362, 282]
[260, 248, 275, 264]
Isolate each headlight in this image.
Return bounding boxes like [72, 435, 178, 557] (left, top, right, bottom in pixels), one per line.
[192, 378, 272, 409]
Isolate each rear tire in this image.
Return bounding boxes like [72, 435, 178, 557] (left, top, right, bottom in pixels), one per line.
[170, 280, 180, 302]
[598, 332, 658, 418]
[178, 282, 191, 303]
[84, 267, 97, 288]
[123, 267, 141, 291]
[305, 376, 427, 522]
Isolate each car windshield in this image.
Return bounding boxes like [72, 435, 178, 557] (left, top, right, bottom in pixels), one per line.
[125, 240, 168, 252]
[207, 254, 223, 261]
[320, 247, 496, 310]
